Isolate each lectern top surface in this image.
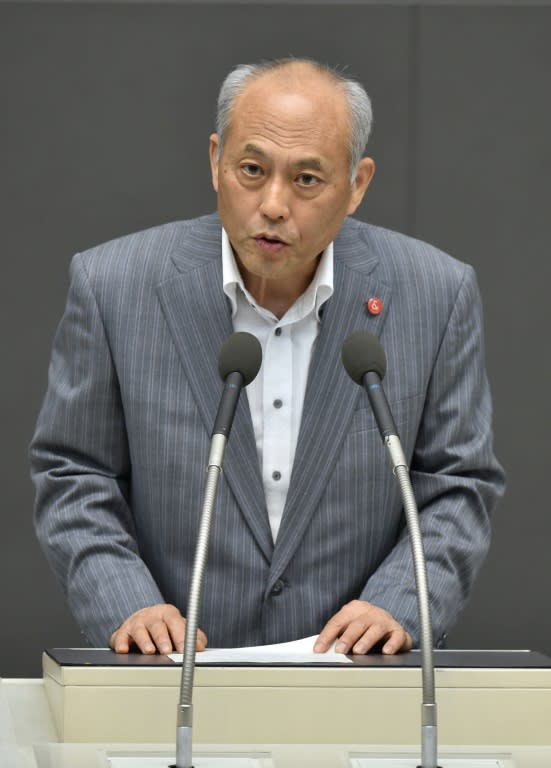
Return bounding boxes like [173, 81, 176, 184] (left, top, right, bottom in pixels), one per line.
[44, 648, 551, 669]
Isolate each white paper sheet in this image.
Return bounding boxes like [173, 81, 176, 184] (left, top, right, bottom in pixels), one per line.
[168, 635, 352, 664]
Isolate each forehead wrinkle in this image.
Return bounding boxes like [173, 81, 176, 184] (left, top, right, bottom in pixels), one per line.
[238, 92, 346, 138]
[247, 110, 327, 136]
[239, 115, 339, 154]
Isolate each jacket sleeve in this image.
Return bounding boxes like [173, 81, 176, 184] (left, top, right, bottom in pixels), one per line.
[30, 253, 165, 646]
[359, 264, 505, 645]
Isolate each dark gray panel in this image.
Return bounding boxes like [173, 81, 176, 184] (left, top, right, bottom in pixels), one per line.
[1, 3, 410, 676]
[415, 7, 551, 652]
[4, 1, 551, 5]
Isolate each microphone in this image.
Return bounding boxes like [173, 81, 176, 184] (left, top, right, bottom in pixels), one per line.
[213, 331, 263, 438]
[173, 332, 262, 768]
[342, 330, 398, 440]
[342, 331, 440, 768]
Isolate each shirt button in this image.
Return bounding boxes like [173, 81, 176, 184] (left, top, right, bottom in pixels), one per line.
[274, 327, 282, 336]
[272, 471, 282, 481]
[271, 579, 285, 596]
[273, 398, 283, 409]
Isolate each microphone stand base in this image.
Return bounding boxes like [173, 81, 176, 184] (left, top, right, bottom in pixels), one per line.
[104, 750, 272, 767]
[348, 753, 514, 768]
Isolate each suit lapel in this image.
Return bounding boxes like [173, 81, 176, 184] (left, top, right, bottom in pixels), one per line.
[156, 221, 273, 562]
[268, 225, 392, 584]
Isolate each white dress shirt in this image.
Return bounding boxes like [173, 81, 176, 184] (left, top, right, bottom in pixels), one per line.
[222, 229, 334, 542]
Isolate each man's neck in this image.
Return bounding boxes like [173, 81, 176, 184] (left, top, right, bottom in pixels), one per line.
[236, 255, 320, 320]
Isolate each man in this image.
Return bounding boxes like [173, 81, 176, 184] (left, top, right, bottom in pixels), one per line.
[30, 58, 504, 657]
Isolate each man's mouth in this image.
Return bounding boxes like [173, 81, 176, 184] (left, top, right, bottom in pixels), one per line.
[254, 234, 288, 253]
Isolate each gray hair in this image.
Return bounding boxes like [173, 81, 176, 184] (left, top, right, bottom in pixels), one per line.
[215, 58, 373, 184]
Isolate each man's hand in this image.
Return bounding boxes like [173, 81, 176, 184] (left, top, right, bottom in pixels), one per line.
[110, 604, 208, 655]
[313, 599, 413, 655]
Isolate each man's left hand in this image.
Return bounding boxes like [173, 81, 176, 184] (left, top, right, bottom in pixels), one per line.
[313, 599, 413, 655]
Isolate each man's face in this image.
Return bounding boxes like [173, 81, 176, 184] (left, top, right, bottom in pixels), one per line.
[209, 67, 374, 292]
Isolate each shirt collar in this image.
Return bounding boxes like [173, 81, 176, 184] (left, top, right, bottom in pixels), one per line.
[221, 228, 334, 321]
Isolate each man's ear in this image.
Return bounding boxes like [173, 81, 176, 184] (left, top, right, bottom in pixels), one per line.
[347, 157, 376, 215]
[209, 133, 220, 192]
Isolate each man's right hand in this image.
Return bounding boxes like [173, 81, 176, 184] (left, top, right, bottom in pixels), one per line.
[110, 604, 208, 655]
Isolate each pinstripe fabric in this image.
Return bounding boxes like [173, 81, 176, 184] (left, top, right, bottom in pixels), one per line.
[30, 213, 504, 647]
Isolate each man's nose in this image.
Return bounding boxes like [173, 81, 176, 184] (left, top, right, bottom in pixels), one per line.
[259, 178, 290, 221]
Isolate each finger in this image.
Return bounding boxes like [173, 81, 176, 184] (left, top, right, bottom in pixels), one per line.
[382, 629, 412, 655]
[350, 624, 405, 655]
[111, 628, 131, 654]
[335, 619, 380, 654]
[165, 612, 208, 654]
[147, 619, 175, 655]
[313, 614, 348, 652]
[165, 613, 187, 653]
[333, 618, 395, 654]
[196, 628, 208, 652]
[130, 623, 158, 654]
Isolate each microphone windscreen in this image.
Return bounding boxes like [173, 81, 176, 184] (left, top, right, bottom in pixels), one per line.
[218, 332, 262, 386]
[342, 331, 387, 384]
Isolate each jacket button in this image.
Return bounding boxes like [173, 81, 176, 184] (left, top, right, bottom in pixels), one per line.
[270, 579, 285, 596]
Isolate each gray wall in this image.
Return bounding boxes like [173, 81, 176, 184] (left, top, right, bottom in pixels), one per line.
[1, 3, 549, 677]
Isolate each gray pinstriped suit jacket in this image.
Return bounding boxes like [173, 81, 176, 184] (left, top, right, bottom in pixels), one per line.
[31, 213, 505, 648]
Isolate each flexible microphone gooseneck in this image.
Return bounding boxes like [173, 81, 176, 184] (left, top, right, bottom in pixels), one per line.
[173, 332, 262, 768]
[342, 331, 440, 768]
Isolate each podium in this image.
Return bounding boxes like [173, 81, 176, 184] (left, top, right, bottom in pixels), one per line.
[2, 648, 551, 767]
[40, 648, 551, 746]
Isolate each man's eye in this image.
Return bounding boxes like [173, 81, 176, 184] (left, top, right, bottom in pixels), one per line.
[297, 173, 319, 187]
[241, 164, 262, 176]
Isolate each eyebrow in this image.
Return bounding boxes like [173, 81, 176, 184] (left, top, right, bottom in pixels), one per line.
[242, 143, 324, 172]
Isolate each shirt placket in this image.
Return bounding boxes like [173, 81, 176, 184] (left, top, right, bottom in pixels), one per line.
[262, 325, 293, 541]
